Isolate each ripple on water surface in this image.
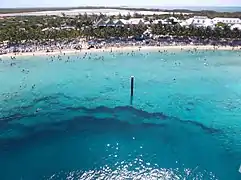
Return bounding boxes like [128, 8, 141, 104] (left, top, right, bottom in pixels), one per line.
[0, 50, 241, 180]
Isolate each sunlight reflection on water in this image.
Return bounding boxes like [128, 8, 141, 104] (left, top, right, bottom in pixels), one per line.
[47, 165, 217, 180]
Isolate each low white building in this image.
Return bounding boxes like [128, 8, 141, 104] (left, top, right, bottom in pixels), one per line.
[94, 19, 106, 27]
[179, 18, 193, 27]
[152, 19, 161, 24]
[144, 21, 151, 25]
[125, 18, 145, 25]
[95, 19, 125, 27]
[152, 19, 172, 25]
[105, 19, 115, 27]
[182, 16, 215, 28]
[182, 16, 241, 28]
[113, 20, 125, 27]
[230, 24, 241, 30]
[212, 18, 241, 25]
[191, 16, 214, 27]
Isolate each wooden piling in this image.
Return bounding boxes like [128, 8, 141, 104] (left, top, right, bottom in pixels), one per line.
[130, 76, 134, 97]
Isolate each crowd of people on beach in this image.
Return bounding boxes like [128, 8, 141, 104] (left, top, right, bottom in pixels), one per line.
[0, 37, 241, 57]
[0, 39, 83, 55]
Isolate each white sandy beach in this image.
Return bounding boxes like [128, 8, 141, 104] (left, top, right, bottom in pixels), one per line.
[0, 8, 191, 17]
[1, 45, 241, 58]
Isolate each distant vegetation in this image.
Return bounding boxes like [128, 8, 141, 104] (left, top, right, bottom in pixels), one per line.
[0, 9, 241, 44]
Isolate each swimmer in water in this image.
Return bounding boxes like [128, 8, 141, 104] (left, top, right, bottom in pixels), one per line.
[35, 108, 41, 113]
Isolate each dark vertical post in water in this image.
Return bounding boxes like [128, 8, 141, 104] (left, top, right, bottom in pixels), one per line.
[131, 76, 134, 97]
[130, 76, 134, 105]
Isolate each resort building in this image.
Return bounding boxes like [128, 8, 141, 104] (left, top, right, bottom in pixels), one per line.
[152, 20, 161, 24]
[212, 18, 241, 25]
[230, 24, 241, 30]
[187, 17, 241, 27]
[152, 18, 176, 25]
[94, 19, 125, 27]
[180, 16, 217, 28]
[179, 20, 191, 27]
[93, 16, 241, 29]
[113, 20, 125, 27]
[105, 19, 115, 27]
[191, 16, 213, 27]
[94, 18, 146, 27]
[94, 19, 107, 27]
[126, 18, 145, 25]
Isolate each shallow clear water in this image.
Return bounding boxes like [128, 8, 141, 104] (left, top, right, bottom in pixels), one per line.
[0, 50, 241, 180]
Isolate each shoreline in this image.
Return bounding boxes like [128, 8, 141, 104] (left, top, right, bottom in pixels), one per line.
[1, 45, 241, 58]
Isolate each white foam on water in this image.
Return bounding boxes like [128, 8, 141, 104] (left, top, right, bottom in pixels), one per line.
[239, 165, 241, 173]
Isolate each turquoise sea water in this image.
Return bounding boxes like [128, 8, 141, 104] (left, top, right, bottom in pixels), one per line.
[0, 49, 241, 179]
[158, 6, 241, 12]
[136, 6, 241, 12]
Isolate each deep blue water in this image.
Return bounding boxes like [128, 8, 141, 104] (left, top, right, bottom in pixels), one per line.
[0, 49, 241, 179]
